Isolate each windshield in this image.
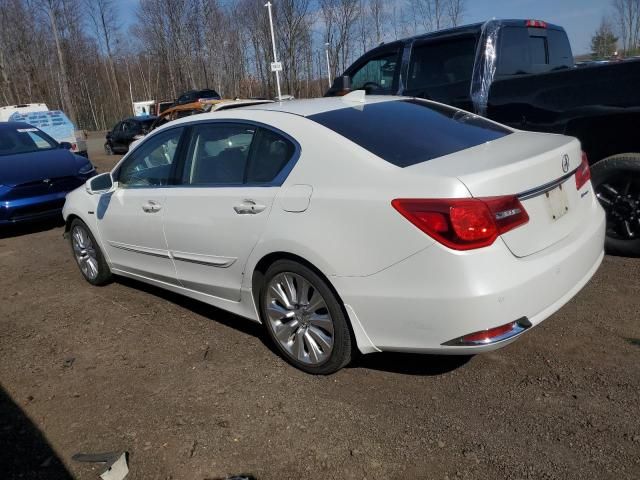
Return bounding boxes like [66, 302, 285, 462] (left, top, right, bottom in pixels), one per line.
[308, 99, 511, 167]
[0, 125, 58, 156]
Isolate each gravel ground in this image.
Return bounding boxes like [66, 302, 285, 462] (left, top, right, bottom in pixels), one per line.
[1, 132, 639, 480]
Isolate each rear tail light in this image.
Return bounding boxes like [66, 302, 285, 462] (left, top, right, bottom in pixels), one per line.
[575, 151, 591, 190]
[525, 19, 547, 28]
[392, 196, 529, 251]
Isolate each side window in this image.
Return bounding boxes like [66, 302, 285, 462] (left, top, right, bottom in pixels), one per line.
[182, 124, 256, 185]
[350, 50, 400, 92]
[117, 127, 183, 188]
[407, 37, 477, 91]
[246, 129, 295, 184]
[112, 122, 121, 133]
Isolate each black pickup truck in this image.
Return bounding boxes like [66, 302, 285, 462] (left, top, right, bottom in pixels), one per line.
[326, 19, 640, 256]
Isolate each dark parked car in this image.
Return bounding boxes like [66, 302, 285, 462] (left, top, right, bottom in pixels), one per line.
[104, 116, 156, 155]
[0, 122, 95, 225]
[174, 89, 221, 106]
[327, 19, 640, 256]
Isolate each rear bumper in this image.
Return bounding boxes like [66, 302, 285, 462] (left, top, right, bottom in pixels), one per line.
[332, 204, 606, 354]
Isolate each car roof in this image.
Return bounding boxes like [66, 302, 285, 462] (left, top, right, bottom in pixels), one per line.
[359, 19, 565, 57]
[236, 94, 399, 117]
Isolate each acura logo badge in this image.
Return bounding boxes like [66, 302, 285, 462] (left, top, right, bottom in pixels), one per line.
[561, 154, 570, 173]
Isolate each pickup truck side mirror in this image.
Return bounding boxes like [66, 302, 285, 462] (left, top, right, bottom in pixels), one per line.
[86, 172, 115, 195]
[59, 141, 73, 150]
[331, 75, 351, 93]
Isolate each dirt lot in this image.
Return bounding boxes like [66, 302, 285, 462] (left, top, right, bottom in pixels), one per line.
[1, 132, 639, 480]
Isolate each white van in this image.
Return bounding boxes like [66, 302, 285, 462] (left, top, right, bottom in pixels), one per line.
[0, 103, 88, 157]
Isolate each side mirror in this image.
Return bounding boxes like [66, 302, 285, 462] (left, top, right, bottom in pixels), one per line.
[59, 141, 73, 150]
[331, 75, 351, 93]
[86, 172, 115, 195]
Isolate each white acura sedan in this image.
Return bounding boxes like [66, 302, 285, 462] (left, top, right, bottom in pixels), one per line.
[63, 94, 605, 374]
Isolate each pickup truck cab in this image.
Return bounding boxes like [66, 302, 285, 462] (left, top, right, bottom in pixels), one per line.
[327, 19, 640, 256]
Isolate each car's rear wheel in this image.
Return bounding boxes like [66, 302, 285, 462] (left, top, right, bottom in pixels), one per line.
[69, 219, 112, 285]
[591, 154, 640, 257]
[260, 260, 352, 374]
[104, 142, 113, 155]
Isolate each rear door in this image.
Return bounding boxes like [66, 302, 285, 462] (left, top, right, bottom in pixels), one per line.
[162, 121, 298, 301]
[404, 35, 478, 110]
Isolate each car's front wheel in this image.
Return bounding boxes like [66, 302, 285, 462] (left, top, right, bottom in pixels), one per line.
[260, 260, 353, 374]
[69, 219, 112, 285]
[591, 153, 640, 257]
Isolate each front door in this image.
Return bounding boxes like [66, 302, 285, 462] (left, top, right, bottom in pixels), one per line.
[162, 122, 298, 301]
[96, 126, 185, 284]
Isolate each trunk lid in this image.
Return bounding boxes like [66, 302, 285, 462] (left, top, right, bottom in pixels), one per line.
[411, 131, 590, 257]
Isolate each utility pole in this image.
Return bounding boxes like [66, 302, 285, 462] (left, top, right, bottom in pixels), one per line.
[325, 42, 332, 87]
[265, 1, 282, 101]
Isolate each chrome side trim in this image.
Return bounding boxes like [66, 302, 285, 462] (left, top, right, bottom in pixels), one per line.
[171, 251, 236, 268]
[517, 168, 577, 200]
[441, 317, 532, 346]
[108, 241, 171, 259]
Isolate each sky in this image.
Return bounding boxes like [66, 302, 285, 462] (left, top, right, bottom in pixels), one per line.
[115, 0, 610, 55]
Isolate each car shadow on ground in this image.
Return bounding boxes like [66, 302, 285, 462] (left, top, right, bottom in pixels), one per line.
[115, 276, 472, 377]
[0, 218, 64, 239]
[0, 385, 73, 479]
[348, 352, 472, 376]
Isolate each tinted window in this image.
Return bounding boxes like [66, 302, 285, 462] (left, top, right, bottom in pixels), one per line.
[407, 36, 477, 90]
[117, 127, 183, 187]
[182, 124, 255, 185]
[497, 27, 551, 75]
[497, 26, 572, 76]
[308, 100, 510, 167]
[246, 129, 295, 183]
[350, 50, 399, 92]
[0, 126, 57, 156]
[530, 36, 547, 64]
[548, 29, 573, 68]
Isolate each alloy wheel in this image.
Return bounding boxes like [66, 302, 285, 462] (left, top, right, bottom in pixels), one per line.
[71, 225, 99, 280]
[596, 177, 640, 240]
[264, 272, 335, 365]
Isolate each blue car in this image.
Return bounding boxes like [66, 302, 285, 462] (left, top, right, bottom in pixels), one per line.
[0, 122, 95, 226]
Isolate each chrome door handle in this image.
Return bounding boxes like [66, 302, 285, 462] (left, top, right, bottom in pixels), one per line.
[233, 199, 266, 215]
[142, 200, 162, 213]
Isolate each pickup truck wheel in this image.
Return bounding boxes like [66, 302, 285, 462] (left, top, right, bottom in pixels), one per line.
[591, 154, 640, 257]
[104, 142, 113, 155]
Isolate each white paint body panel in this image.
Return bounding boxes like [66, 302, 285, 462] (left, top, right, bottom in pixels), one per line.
[63, 96, 605, 355]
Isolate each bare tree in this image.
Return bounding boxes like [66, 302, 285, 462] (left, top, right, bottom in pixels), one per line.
[447, 0, 465, 27]
[612, 0, 640, 54]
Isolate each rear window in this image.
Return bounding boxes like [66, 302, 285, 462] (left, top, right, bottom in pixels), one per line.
[497, 26, 573, 76]
[308, 100, 510, 167]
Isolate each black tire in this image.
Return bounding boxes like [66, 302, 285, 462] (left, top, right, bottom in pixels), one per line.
[104, 142, 113, 155]
[259, 259, 353, 374]
[591, 153, 640, 257]
[69, 219, 112, 285]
